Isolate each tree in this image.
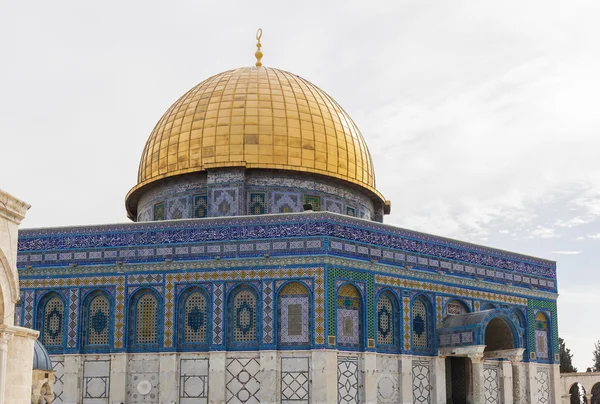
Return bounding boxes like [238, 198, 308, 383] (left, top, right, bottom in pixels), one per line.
[560, 338, 578, 373]
[592, 340, 600, 372]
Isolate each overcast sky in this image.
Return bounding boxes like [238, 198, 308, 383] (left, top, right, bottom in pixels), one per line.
[2, 0, 599, 371]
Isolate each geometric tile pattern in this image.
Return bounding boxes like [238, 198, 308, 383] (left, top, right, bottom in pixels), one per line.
[483, 365, 500, 404]
[52, 359, 65, 404]
[436, 296, 443, 327]
[164, 275, 175, 347]
[376, 275, 528, 306]
[23, 289, 34, 328]
[213, 283, 224, 345]
[225, 358, 260, 404]
[281, 357, 309, 403]
[403, 296, 411, 351]
[412, 360, 431, 404]
[262, 281, 274, 344]
[68, 289, 79, 348]
[536, 367, 551, 403]
[337, 357, 359, 404]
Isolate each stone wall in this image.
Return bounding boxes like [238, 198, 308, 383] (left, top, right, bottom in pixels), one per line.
[48, 352, 559, 404]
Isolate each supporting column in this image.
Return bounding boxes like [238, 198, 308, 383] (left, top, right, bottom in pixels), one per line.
[208, 351, 227, 404]
[259, 350, 277, 404]
[311, 350, 337, 404]
[469, 353, 485, 404]
[500, 360, 513, 404]
[509, 355, 525, 404]
[432, 356, 446, 404]
[399, 355, 413, 404]
[0, 331, 13, 404]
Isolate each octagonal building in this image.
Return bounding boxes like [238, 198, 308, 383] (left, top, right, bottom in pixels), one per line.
[16, 45, 560, 404]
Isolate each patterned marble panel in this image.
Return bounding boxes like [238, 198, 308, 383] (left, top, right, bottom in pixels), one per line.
[83, 359, 110, 404]
[281, 357, 309, 404]
[536, 367, 551, 403]
[180, 358, 209, 404]
[483, 364, 500, 404]
[337, 356, 359, 404]
[127, 357, 159, 403]
[225, 357, 260, 404]
[412, 360, 431, 404]
[376, 355, 399, 404]
[52, 358, 65, 404]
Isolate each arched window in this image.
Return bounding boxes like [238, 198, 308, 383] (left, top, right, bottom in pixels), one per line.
[535, 312, 550, 360]
[228, 286, 258, 348]
[376, 291, 398, 351]
[82, 291, 111, 349]
[278, 282, 310, 347]
[337, 283, 362, 349]
[412, 297, 430, 350]
[446, 299, 469, 316]
[38, 293, 66, 350]
[178, 288, 209, 349]
[129, 290, 160, 350]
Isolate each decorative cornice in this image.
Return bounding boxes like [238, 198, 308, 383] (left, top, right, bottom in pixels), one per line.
[0, 189, 30, 225]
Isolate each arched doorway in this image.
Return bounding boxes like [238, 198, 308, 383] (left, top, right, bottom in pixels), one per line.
[445, 357, 471, 403]
[570, 382, 588, 404]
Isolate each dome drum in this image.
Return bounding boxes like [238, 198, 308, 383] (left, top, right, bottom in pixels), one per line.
[133, 167, 381, 222]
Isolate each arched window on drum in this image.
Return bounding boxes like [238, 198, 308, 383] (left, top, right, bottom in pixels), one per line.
[411, 297, 432, 351]
[37, 293, 66, 352]
[337, 284, 363, 349]
[82, 291, 111, 350]
[376, 291, 398, 352]
[228, 285, 259, 348]
[178, 287, 209, 350]
[535, 312, 550, 360]
[278, 282, 310, 347]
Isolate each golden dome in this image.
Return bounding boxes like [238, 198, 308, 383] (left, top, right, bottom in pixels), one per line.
[127, 66, 384, 215]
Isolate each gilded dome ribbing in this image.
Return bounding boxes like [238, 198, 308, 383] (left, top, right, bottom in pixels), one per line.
[127, 66, 383, 215]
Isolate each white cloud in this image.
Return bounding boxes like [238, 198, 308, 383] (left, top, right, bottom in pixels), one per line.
[587, 233, 600, 239]
[551, 251, 581, 255]
[499, 229, 509, 234]
[529, 226, 558, 239]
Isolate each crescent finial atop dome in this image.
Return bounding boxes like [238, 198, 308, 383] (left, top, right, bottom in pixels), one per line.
[255, 28, 263, 67]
